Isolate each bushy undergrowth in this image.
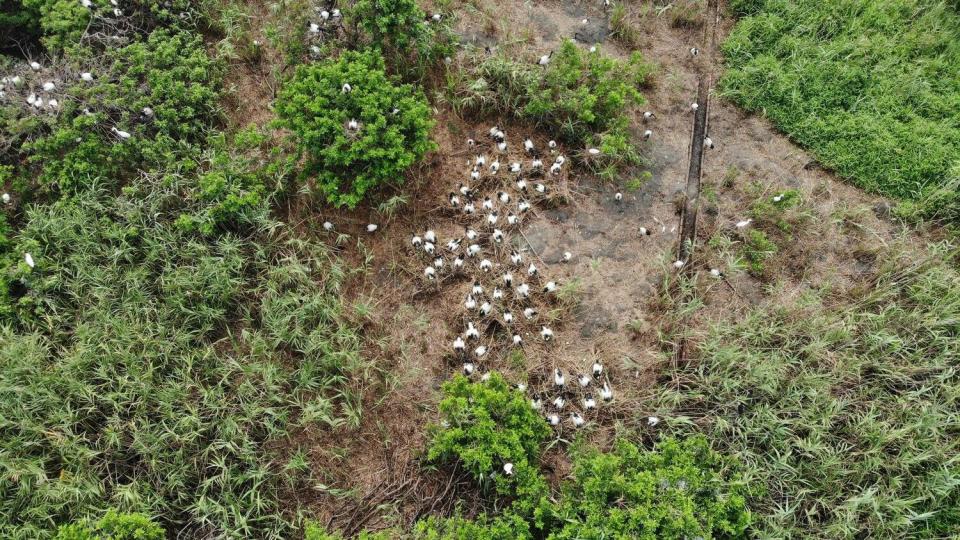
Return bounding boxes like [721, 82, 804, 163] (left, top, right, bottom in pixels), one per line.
[54, 510, 164, 540]
[653, 248, 960, 537]
[722, 0, 960, 210]
[445, 40, 652, 164]
[348, 0, 454, 77]
[400, 375, 751, 539]
[276, 49, 434, 208]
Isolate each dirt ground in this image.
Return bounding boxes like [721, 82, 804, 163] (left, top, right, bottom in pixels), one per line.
[227, 0, 913, 533]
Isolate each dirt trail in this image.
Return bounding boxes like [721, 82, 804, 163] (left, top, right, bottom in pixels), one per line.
[276, 0, 909, 531]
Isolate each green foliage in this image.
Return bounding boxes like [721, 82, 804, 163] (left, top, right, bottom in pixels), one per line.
[304, 521, 396, 540]
[0, 0, 42, 46]
[7, 28, 222, 195]
[652, 247, 960, 537]
[349, 0, 455, 78]
[0, 184, 366, 538]
[21, 0, 94, 51]
[550, 437, 752, 539]
[427, 374, 550, 492]
[897, 165, 960, 232]
[276, 49, 435, 208]
[448, 40, 651, 165]
[54, 510, 164, 540]
[742, 229, 777, 275]
[722, 0, 960, 207]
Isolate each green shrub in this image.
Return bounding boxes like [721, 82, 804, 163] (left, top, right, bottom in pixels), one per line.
[21, 0, 94, 51]
[897, 164, 960, 232]
[742, 229, 777, 275]
[14, 28, 221, 195]
[652, 248, 960, 537]
[549, 437, 752, 539]
[275, 49, 435, 208]
[54, 510, 164, 540]
[721, 0, 960, 207]
[449, 40, 651, 164]
[304, 521, 396, 540]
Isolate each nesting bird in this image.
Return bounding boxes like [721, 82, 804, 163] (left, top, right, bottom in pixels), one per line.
[541, 326, 554, 341]
[703, 135, 715, 149]
[600, 381, 613, 401]
[366, 223, 378, 233]
[643, 129, 653, 141]
[554, 368, 565, 387]
[538, 52, 553, 66]
[643, 111, 656, 121]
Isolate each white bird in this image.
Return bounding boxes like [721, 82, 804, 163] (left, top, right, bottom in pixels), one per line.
[510, 251, 522, 265]
[309, 22, 321, 33]
[24, 253, 34, 268]
[411, 235, 422, 246]
[555, 155, 566, 165]
[1, 193, 9, 204]
[531, 159, 542, 170]
[691, 102, 699, 111]
[570, 412, 585, 428]
[703, 136, 714, 149]
[513, 334, 522, 345]
[541, 326, 554, 341]
[482, 197, 493, 211]
[465, 228, 478, 241]
[578, 373, 591, 388]
[583, 395, 597, 410]
[548, 414, 561, 426]
[518, 200, 531, 213]
[588, 148, 600, 155]
[516, 283, 530, 297]
[447, 238, 461, 251]
[366, 223, 378, 233]
[690, 47, 700, 56]
[548, 140, 557, 149]
[543, 281, 557, 293]
[486, 212, 498, 226]
[538, 52, 552, 66]
[517, 383, 527, 392]
[468, 244, 481, 257]
[673, 260, 685, 269]
[563, 251, 572, 262]
[527, 263, 538, 276]
[81, 0, 92, 7]
[531, 396, 543, 410]
[615, 192, 623, 202]
[475, 345, 487, 358]
[453, 255, 465, 269]
[476, 154, 486, 167]
[515, 179, 527, 191]
[639, 227, 650, 236]
[479, 259, 493, 272]
[554, 369, 565, 387]
[592, 361, 603, 378]
[320, 9, 330, 20]
[472, 281, 484, 295]
[424, 230, 437, 243]
[600, 382, 613, 401]
[26, 93, 36, 106]
[459, 184, 471, 197]
[497, 141, 507, 152]
[342, 83, 352, 93]
[453, 336, 465, 353]
[503, 463, 514, 476]
[466, 322, 480, 340]
[492, 287, 503, 300]
[30, 61, 40, 71]
[549, 163, 561, 174]
[463, 362, 475, 376]
[643, 129, 653, 140]
[463, 202, 475, 214]
[553, 395, 566, 409]
[47, 99, 58, 109]
[735, 219, 753, 228]
[424, 266, 436, 279]
[535, 183, 547, 194]
[643, 111, 656, 121]
[503, 311, 513, 324]
[773, 193, 784, 202]
[710, 268, 722, 278]
[523, 307, 537, 319]
[507, 213, 518, 225]
[424, 242, 435, 254]
[503, 272, 514, 286]
[510, 162, 522, 173]
[492, 229, 504, 243]
[449, 193, 460, 207]
[111, 127, 131, 139]
[42, 81, 55, 92]
[647, 416, 660, 427]
[490, 160, 500, 174]
[524, 138, 534, 153]
[465, 295, 477, 310]
[467, 138, 475, 146]
[498, 191, 510, 204]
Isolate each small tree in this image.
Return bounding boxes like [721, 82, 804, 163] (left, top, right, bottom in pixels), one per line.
[275, 49, 434, 208]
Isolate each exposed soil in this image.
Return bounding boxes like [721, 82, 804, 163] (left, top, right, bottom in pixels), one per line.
[232, 0, 915, 533]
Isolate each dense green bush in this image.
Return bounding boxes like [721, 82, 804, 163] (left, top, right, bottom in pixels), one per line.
[348, 0, 454, 78]
[550, 437, 752, 539]
[54, 510, 164, 540]
[448, 40, 651, 164]
[652, 247, 960, 537]
[21, 29, 221, 193]
[275, 49, 434, 208]
[722, 0, 960, 206]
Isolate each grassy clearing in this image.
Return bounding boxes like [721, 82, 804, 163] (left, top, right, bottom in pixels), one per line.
[652, 246, 960, 537]
[722, 0, 960, 203]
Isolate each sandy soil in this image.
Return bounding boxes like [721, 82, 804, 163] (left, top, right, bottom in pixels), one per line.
[232, 0, 913, 532]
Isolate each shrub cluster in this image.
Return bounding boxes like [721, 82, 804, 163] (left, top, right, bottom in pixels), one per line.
[54, 510, 164, 540]
[275, 49, 435, 208]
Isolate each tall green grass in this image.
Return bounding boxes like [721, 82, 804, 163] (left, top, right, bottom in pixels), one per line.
[722, 0, 960, 202]
[0, 183, 367, 538]
[653, 247, 960, 537]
